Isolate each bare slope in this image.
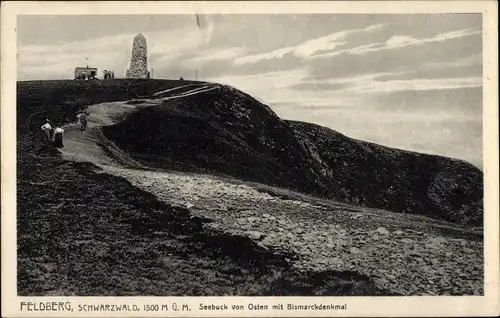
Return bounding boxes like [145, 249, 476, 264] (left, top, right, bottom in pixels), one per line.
[103, 85, 483, 226]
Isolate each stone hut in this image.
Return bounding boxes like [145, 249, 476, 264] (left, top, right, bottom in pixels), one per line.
[74, 67, 98, 80]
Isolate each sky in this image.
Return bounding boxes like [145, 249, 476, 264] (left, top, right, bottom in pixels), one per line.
[17, 14, 483, 168]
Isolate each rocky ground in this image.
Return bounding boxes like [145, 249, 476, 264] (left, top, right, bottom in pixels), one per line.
[101, 166, 483, 296]
[19, 145, 390, 296]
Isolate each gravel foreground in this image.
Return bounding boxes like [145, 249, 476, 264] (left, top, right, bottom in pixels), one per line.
[18, 146, 392, 296]
[102, 166, 484, 296]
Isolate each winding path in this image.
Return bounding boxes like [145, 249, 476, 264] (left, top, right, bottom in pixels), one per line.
[60, 84, 219, 167]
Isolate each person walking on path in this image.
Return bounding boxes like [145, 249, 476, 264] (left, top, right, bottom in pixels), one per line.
[77, 111, 89, 131]
[52, 126, 65, 148]
[41, 119, 52, 143]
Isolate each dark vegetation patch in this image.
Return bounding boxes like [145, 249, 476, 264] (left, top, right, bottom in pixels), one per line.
[103, 85, 483, 226]
[104, 85, 331, 194]
[287, 121, 484, 227]
[17, 79, 390, 296]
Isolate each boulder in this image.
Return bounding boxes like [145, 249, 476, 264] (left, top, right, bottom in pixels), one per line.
[294, 227, 304, 234]
[247, 231, 266, 241]
[375, 227, 390, 236]
[247, 216, 259, 223]
[350, 247, 361, 254]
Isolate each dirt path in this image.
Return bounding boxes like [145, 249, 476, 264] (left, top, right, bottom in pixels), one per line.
[58, 86, 483, 296]
[61, 84, 219, 167]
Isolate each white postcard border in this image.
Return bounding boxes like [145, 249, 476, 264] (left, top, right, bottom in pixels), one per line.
[2, 1, 499, 317]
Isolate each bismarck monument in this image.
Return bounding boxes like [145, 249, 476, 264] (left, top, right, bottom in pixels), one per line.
[126, 33, 149, 78]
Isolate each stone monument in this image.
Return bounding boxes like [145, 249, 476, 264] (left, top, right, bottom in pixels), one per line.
[126, 33, 149, 78]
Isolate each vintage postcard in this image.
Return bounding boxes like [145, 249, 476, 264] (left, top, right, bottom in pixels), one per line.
[1, 1, 499, 317]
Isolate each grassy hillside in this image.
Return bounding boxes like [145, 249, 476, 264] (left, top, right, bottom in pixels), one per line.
[103, 85, 483, 226]
[287, 121, 483, 226]
[17, 79, 388, 296]
[104, 85, 335, 196]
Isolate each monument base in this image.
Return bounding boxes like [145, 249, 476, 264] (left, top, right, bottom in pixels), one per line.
[126, 69, 148, 79]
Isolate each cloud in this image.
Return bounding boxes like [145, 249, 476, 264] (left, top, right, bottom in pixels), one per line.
[18, 32, 132, 64]
[345, 76, 482, 93]
[208, 67, 368, 110]
[17, 33, 134, 79]
[233, 23, 387, 65]
[18, 32, 134, 79]
[423, 54, 482, 69]
[385, 35, 416, 46]
[306, 71, 482, 94]
[314, 71, 410, 85]
[382, 28, 481, 50]
[147, 26, 216, 63]
[207, 65, 481, 118]
[313, 28, 481, 59]
[275, 98, 482, 168]
[184, 47, 247, 66]
[208, 68, 309, 94]
[233, 47, 295, 65]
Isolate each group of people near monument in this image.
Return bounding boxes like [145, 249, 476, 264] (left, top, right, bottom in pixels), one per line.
[40, 110, 89, 148]
[103, 70, 115, 80]
[76, 73, 95, 80]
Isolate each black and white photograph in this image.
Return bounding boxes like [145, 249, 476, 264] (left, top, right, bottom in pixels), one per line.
[2, 1, 499, 317]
